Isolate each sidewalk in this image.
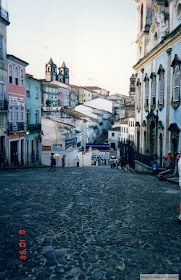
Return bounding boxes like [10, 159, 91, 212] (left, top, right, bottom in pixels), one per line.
[0, 163, 45, 170]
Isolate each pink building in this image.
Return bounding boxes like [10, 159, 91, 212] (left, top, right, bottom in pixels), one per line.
[7, 55, 28, 165]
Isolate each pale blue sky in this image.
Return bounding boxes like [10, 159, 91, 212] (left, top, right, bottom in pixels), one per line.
[6, 0, 137, 95]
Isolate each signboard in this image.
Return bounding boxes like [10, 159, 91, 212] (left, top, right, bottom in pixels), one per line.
[9, 96, 25, 106]
[86, 143, 109, 152]
[12, 122, 18, 133]
[65, 137, 77, 150]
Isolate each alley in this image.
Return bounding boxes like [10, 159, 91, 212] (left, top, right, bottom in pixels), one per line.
[0, 167, 181, 280]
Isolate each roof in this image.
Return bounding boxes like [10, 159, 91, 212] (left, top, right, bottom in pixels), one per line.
[85, 86, 103, 90]
[61, 109, 88, 119]
[7, 54, 29, 66]
[26, 74, 41, 83]
[42, 82, 60, 88]
[48, 57, 54, 65]
[61, 61, 66, 68]
[42, 117, 75, 128]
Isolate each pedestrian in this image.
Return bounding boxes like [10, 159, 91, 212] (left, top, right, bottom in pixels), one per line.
[166, 151, 173, 169]
[75, 156, 79, 167]
[177, 157, 181, 224]
[62, 155, 65, 168]
[49, 153, 56, 170]
[173, 152, 180, 176]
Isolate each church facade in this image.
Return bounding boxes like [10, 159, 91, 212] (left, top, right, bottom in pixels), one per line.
[133, 0, 181, 165]
[45, 58, 69, 84]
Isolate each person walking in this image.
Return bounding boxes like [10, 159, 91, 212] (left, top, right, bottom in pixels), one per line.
[177, 157, 181, 224]
[49, 153, 56, 170]
[166, 151, 173, 169]
[173, 152, 180, 176]
[62, 155, 65, 168]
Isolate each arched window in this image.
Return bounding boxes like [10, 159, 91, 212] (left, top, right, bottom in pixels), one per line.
[9, 64, 13, 84]
[159, 72, 164, 104]
[151, 73, 156, 106]
[173, 65, 180, 101]
[140, 4, 143, 32]
[20, 69, 24, 87]
[137, 79, 141, 110]
[0, 82, 4, 104]
[15, 67, 19, 85]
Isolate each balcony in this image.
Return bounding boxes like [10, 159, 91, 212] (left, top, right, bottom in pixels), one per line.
[27, 123, 41, 132]
[0, 100, 8, 111]
[8, 122, 25, 133]
[0, 7, 9, 23]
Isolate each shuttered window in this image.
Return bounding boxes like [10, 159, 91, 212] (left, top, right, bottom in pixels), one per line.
[173, 65, 180, 101]
[145, 80, 149, 106]
[159, 72, 164, 104]
[151, 76, 156, 105]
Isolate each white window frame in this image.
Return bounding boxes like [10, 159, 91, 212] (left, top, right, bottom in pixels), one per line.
[8, 64, 13, 84]
[9, 105, 14, 122]
[15, 66, 19, 86]
[20, 69, 24, 87]
[0, 114, 4, 127]
[35, 86, 39, 98]
[15, 106, 19, 122]
[26, 82, 30, 97]
[21, 106, 24, 122]
[159, 72, 164, 105]
[173, 65, 180, 102]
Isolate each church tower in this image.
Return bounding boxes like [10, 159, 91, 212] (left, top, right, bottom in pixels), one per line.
[60, 62, 69, 84]
[136, 0, 153, 62]
[45, 58, 57, 82]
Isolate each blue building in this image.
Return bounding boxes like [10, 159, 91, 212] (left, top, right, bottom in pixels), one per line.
[25, 74, 41, 164]
[134, 0, 181, 167]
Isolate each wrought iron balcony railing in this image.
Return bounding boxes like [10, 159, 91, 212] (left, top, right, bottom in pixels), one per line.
[8, 122, 25, 133]
[0, 100, 8, 110]
[27, 123, 41, 132]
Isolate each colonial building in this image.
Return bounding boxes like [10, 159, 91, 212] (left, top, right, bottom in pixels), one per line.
[134, 0, 181, 165]
[0, 1, 9, 165]
[25, 74, 41, 164]
[7, 55, 28, 165]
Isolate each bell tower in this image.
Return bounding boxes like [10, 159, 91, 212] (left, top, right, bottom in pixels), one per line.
[60, 62, 69, 84]
[136, 0, 153, 61]
[45, 58, 57, 82]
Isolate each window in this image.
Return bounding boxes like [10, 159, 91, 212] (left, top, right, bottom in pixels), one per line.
[21, 107, 24, 122]
[9, 64, 13, 84]
[0, 83, 4, 101]
[9, 106, 13, 122]
[27, 109, 30, 124]
[173, 65, 180, 101]
[145, 78, 149, 107]
[159, 72, 164, 104]
[112, 133, 115, 137]
[137, 79, 141, 109]
[0, 36, 3, 59]
[15, 67, 19, 85]
[26, 83, 30, 97]
[0, 114, 4, 127]
[35, 86, 39, 98]
[15, 106, 19, 122]
[35, 111, 39, 124]
[20, 69, 24, 87]
[151, 74, 156, 106]
[140, 4, 143, 32]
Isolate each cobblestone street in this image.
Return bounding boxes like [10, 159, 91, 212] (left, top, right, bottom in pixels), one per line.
[0, 166, 181, 280]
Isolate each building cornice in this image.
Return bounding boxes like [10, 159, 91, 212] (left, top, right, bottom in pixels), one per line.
[133, 23, 181, 71]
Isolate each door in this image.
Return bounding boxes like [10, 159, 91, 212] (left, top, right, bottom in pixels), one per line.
[21, 139, 24, 165]
[150, 122, 155, 157]
[10, 141, 18, 165]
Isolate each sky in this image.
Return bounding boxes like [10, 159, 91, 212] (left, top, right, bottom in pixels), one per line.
[5, 0, 138, 95]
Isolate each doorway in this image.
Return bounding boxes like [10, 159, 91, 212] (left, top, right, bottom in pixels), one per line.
[10, 141, 18, 165]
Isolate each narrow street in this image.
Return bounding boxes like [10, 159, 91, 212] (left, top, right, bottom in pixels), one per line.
[0, 167, 181, 280]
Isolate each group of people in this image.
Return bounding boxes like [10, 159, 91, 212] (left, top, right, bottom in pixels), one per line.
[110, 156, 127, 169]
[49, 153, 66, 170]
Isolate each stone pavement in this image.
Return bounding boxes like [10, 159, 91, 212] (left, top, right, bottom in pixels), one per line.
[0, 166, 181, 280]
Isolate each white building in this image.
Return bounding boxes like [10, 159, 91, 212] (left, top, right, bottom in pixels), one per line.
[134, 0, 181, 165]
[108, 128, 120, 150]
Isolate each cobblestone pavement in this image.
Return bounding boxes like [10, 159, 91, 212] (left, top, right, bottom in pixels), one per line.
[0, 166, 181, 280]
